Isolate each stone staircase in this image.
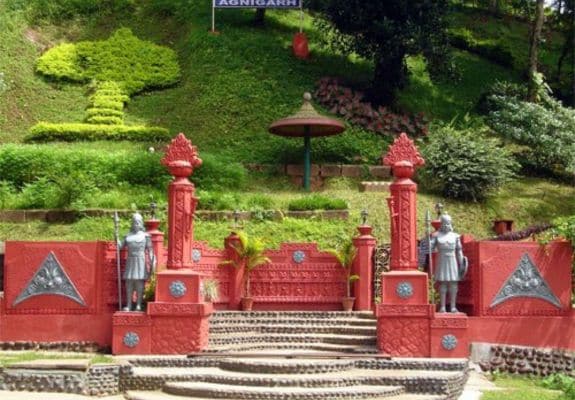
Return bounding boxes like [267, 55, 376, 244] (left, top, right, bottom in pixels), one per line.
[121, 311, 469, 400]
[122, 356, 468, 400]
[207, 311, 378, 354]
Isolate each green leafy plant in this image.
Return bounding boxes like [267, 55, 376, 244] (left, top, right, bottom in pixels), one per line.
[221, 231, 270, 299]
[421, 125, 518, 201]
[288, 194, 348, 211]
[143, 272, 157, 303]
[541, 373, 575, 399]
[327, 239, 358, 299]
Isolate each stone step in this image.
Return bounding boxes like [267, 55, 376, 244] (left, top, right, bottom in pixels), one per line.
[217, 358, 355, 374]
[211, 311, 375, 320]
[162, 382, 405, 399]
[209, 333, 376, 347]
[210, 318, 377, 328]
[210, 324, 377, 335]
[125, 391, 444, 400]
[131, 366, 461, 392]
[206, 343, 378, 354]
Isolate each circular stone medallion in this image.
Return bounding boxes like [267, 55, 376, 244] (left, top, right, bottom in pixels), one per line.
[123, 332, 140, 348]
[396, 281, 414, 299]
[169, 280, 187, 298]
[192, 249, 202, 263]
[293, 250, 305, 264]
[442, 334, 458, 351]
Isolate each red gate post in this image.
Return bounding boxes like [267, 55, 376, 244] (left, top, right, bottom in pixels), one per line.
[375, 133, 434, 357]
[161, 133, 202, 270]
[353, 223, 376, 311]
[145, 217, 165, 271]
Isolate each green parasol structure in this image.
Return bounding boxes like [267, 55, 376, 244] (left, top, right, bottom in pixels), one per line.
[269, 93, 346, 191]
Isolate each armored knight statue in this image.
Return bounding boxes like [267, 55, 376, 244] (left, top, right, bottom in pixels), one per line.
[119, 213, 156, 312]
[430, 213, 468, 313]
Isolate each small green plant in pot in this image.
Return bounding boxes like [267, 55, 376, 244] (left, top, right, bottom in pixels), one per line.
[327, 239, 359, 311]
[221, 231, 271, 311]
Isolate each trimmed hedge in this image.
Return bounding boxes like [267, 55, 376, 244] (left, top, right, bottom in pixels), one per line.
[25, 123, 171, 142]
[288, 195, 348, 211]
[84, 81, 127, 125]
[36, 28, 180, 95]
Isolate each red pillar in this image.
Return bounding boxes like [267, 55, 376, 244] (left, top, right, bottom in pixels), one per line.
[353, 225, 376, 311]
[145, 218, 165, 271]
[161, 133, 202, 270]
[224, 232, 244, 310]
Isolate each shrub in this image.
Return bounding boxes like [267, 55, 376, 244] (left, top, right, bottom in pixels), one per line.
[315, 78, 428, 138]
[486, 80, 575, 176]
[25, 122, 171, 142]
[8, 0, 135, 23]
[449, 28, 514, 68]
[0, 145, 244, 195]
[288, 195, 348, 211]
[36, 28, 180, 95]
[420, 126, 518, 201]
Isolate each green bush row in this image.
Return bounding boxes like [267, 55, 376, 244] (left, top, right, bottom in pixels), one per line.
[36, 28, 180, 95]
[0, 145, 248, 195]
[287, 195, 348, 211]
[25, 123, 171, 142]
[85, 108, 124, 119]
[85, 116, 123, 125]
[449, 28, 514, 68]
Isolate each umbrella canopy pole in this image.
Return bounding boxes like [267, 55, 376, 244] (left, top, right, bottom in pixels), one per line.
[303, 126, 311, 191]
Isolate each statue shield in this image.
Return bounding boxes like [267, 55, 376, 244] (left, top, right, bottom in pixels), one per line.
[459, 256, 469, 280]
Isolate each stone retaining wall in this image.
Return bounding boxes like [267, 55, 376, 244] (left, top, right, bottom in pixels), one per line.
[0, 364, 120, 396]
[473, 343, 575, 376]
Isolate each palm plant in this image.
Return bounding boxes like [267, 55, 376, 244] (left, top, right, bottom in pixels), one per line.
[327, 239, 359, 299]
[222, 231, 271, 299]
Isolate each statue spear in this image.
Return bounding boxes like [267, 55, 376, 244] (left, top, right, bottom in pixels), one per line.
[113, 211, 122, 311]
[425, 209, 433, 280]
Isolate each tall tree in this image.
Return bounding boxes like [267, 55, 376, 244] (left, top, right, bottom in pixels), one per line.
[312, 0, 454, 105]
[527, 0, 546, 101]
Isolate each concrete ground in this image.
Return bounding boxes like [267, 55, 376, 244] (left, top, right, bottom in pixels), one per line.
[458, 367, 501, 400]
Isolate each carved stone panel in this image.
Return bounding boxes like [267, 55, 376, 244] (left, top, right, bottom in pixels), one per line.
[13, 251, 86, 307]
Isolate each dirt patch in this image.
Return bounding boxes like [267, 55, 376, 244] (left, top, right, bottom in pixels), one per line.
[24, 28, 52, 51]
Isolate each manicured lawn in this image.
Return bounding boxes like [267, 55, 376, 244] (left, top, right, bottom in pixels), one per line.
[482, 375, 563, 400]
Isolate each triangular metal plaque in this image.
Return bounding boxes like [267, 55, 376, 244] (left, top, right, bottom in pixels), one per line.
[490, 253, 561, 309]
[13, 251, 86, 307]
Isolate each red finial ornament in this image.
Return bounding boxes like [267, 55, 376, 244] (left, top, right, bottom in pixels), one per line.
[382, 133, 425, 168]
[161, 133, 202, 177]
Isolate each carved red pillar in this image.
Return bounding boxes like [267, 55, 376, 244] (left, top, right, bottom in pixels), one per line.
[383, 134, 424, 271]
[161, 133, 202, 270]
[224, 232, 244, 310]
[376, 133, 433, 357]
[353, 224, 376, 311]
[145, 218, 165, 271]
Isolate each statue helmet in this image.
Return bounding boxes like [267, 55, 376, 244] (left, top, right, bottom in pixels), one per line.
[131, 212, 144, 230]
[439, 213, 453, 231]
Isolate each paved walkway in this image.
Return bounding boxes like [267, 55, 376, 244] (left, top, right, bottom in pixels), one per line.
[458, 369, 501, 400]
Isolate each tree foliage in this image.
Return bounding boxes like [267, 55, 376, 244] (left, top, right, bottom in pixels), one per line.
[311, 0, 455, 105]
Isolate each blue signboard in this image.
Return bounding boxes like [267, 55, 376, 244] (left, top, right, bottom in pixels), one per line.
[214, 0, 301, 8]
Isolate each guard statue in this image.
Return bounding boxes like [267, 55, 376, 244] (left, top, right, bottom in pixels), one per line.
[119, 213, 156, 312]
[430, 213, 468, 313]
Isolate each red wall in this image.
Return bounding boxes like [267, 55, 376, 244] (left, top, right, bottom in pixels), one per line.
[1, 241, 116, 345]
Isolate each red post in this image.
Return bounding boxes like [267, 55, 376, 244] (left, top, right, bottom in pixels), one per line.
[224, 232, 244, 310]
[383, 134, 425, 271]
[145, 219, 165, 271]
[353, 225, 376, 311]
[161, 134, 202, 270]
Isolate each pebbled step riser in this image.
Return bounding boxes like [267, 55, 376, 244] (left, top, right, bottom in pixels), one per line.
[210, 326, 377, 335]
[208, 345, 378, 354]
[163, 385, 404, 400]
[209, 336, 376, 346]
[210, 318, 377, 327]
[163, 374, 460, 392]
[212, 311, 375, 319]
[218, 359, 355, 375]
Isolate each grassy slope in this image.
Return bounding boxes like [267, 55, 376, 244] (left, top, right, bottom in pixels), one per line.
[482, 375, 562, 400]
[0, 1, 573, 246]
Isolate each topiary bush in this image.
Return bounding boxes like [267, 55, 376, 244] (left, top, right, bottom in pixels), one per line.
[315, 78, 428, 138]
[420, 126, 518, 201]
[25, 123, 171, 142]
[36, 28, 180, 95]
[288, 194, 348, 211]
